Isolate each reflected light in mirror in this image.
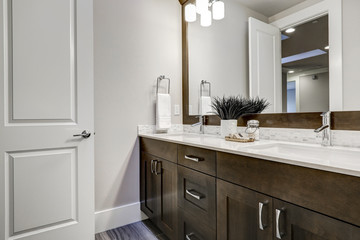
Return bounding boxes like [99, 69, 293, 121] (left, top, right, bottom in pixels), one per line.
[185, 4, 197, 22]
[285, 28, 296, 33]
[201, 10, 212, 27]
[212, 1, 224, 20]
[196, 0, 208, 14]
[325, 45, 329, 50]
[282, 49, 327, 64]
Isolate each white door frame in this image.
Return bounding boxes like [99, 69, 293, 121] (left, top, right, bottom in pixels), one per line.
[270, 0, 343, 111]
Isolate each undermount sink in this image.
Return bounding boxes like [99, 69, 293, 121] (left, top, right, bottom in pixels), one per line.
[247, 143, 360, 163]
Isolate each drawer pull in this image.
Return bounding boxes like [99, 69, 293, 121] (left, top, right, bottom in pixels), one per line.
[185, 155, 200, 162]
[186, 189, 203, 200]
[154, 161, 161, 176]
[150, 160, 155, 174]
[186, 233, 199, 240]
[276, 208, 286, 239]
[259, 201, 268, 230]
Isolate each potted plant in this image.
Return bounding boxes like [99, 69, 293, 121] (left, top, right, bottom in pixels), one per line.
[211, 96, 269, 138]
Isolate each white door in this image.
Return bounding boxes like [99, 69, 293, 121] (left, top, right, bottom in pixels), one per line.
[0, 0, 94, 239]
[249, 17, 282, 113]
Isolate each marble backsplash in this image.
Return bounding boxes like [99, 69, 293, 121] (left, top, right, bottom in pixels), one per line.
[138, 124, 360, 148]
[137, 124, 183, 135]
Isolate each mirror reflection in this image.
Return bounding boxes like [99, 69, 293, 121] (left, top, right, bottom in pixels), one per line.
[187, 0, 329, 116]
[282, 16, 329, 113]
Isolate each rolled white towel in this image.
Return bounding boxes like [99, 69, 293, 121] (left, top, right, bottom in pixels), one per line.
[156, 93, 171, 130]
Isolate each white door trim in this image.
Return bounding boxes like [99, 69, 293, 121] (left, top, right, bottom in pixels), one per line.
[270, 0, 343, 111]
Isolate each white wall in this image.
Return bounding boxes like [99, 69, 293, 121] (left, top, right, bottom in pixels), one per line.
[188, 0, 268, 115]
[94, 0, 182, 231]
[287, 69, 329, 112]
[298, 72, 329, 112]
[342, 0, 360, 110]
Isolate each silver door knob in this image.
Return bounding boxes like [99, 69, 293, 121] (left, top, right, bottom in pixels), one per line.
[73, 130, 91, 139]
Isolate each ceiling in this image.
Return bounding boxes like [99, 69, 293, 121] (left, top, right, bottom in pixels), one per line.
[235, 0, 307, 17]
[282, 15, 329, 73]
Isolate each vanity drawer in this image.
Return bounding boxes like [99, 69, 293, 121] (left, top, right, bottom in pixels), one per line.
[217, 151, 360, 227]
[140, 137, 177, 163]
[178, 165, 216, 229]
[178, 144, 216, 176]
[178, 209, 216, 240]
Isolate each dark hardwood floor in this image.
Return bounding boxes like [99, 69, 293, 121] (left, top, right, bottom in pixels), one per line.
[95, 220, 168, 240]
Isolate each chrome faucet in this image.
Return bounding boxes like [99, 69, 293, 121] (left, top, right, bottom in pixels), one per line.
[314, 111, 331, 146]
[192, 115, 205, 134]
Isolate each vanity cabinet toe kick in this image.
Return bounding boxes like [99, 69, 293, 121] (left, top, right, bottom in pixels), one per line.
[140, 137, 360, 240]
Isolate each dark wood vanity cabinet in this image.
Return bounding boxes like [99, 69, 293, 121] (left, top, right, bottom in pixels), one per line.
[217, 179, 273, 240]
[140, 137, 360, 240]
[273, 199, 360, 240]
[140, 139, 178, 239]
[217, 178, 360, 240]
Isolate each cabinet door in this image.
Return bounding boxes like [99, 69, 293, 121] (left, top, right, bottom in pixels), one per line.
[155, 159, 178, 239]
[140, 152, 157, 219]
[217, 179, 273, 240]
[273, 199, 360, 240]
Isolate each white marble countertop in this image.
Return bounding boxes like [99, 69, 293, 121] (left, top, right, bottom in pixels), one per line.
[139, 132, 360, 177]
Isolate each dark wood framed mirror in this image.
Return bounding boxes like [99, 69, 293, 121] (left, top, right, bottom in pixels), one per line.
[179, 0, 360, 130]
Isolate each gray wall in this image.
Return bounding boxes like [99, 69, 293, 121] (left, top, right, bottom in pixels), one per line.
[94, 0, 182, 213]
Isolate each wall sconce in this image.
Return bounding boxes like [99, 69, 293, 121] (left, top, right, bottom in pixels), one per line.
[185, 0, 225, 27]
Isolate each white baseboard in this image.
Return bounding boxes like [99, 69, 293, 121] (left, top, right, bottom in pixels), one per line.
[95, 202, 148, 234]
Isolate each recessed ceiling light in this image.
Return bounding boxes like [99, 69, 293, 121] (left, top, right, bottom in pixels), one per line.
[285, 28, 295, 33]
[324, 46, 329, 50]
[288, 70, 295, 74]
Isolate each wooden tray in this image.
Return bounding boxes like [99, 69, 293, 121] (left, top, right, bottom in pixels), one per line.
[225, 137, 255, 143]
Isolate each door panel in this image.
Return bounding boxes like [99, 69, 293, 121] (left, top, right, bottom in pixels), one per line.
[156, 160, 177, 239]
[217, 179, 273, 240]
[249, 17, 282, 113]
[0, 0, 94, 239]
[140, 152, 157, 219]
[273, 199, 360, 240]
[11, 0, 76, 121]
[10, 149, 76, 235]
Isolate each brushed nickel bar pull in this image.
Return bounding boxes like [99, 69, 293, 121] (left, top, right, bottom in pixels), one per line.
[276, 209, 285, 239]
[150, 160, 155, 174]
[184, 155, 200, 162]
[154, 161, 161, 176]
[186, 189, 202, 200]
[259, 202, 267, 230]
[186, 233, 196, 240]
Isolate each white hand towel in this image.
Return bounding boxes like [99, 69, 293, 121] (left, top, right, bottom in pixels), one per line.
[199, 96, 213, 115]
[156, 93, 171, 130]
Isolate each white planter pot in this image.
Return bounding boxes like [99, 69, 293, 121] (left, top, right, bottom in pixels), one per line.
[220, 119, 238, 138]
